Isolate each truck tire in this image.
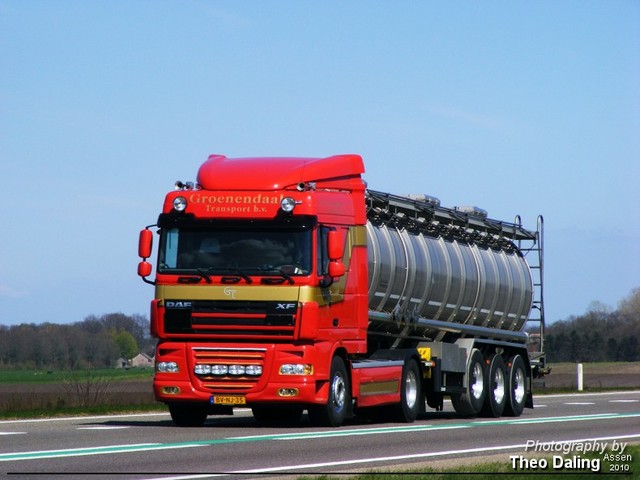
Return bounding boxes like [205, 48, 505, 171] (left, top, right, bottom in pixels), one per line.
[393, 358, 421, 422]
[451, 349, 486, 416]
[505, 354, 527, 416]
[308, 356, 351, 427]
[481, 354, 507, 417]
[168, 403, 208, 427]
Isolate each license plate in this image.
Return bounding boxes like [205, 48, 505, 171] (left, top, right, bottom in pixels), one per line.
[211, 395, 246, 406]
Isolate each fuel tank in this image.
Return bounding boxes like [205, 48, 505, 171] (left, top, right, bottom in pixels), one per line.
[366, 222, 533, 336]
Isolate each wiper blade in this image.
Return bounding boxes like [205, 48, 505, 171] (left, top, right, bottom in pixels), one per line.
[195, 268, 212, 284]
[206, 267, 253, 284]
[258, 268, 295, 285]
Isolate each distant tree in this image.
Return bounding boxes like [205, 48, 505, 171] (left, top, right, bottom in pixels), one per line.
[585, 331, 604, 362]
[79, 316, 104, 334]
[102, 313, 145, 343]
[547, 331, 567, 362]
[114, 331, 138, 360]
[586, 301, 612, 317]
[618, 287, 640, 320]
[546, 287, 640, 363]
[619, 336, 638, 362]
[569, 330, 581, 362]
[606, 337, 619, 361]
[0, 313, 151, 369]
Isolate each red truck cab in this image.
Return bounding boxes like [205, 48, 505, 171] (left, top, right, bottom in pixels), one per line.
[138, 154, 379, 426]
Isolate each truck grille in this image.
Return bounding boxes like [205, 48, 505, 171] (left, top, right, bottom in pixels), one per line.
[164, 300, 297, 338]
[191, 347, 266, 393]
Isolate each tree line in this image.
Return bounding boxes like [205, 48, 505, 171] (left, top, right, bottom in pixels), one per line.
[0, 313, 154, 370]
[544, 287, 640, 362]
[1, 289, 638, 369]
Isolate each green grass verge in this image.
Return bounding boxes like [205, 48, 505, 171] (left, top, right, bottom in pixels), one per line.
[0, 368, 154, 384]
[0, 368, 156, 419]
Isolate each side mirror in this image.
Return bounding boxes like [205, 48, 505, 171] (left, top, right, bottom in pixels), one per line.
[138, 261, 152, 277]
[138, 229, 155, 285]
[327, 229, 344, 261]
[138, 229, 153, 259]
[328, 261, 345, 278]
[327, 229, 345, 279]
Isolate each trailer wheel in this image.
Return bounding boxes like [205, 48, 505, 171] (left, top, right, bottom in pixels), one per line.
[481, 354, 507, 417]
[168, 403, 208, 427]
[308, 356, 351, 427]
[505, 354, 527, 416]
[393, 358, 421, 422]
[451, 349, 486, 416]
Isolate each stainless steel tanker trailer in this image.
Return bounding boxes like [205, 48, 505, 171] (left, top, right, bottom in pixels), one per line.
[360, 190, 545, 418]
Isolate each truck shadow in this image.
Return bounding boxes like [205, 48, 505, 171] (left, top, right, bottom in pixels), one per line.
[81, 410, 462, 429]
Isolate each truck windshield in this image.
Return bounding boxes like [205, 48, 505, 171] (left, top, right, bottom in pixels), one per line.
[158, 225, 313, 276]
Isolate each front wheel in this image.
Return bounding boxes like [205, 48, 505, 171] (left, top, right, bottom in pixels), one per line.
[308, 356, 351, 427]
[393, 358, 421, 422]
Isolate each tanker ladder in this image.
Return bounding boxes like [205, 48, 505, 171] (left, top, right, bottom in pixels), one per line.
[516, 214, 548, 378]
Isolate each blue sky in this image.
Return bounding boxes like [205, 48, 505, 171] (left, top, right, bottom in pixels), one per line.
[1, 1, 638, 326]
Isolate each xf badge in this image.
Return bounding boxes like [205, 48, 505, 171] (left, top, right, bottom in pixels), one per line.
[276, 303, 296, 310]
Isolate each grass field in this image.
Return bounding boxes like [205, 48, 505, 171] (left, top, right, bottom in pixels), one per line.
[0, 367, 153, 384]
[0, 367, 156, 417]
[537, 362, 640, 390]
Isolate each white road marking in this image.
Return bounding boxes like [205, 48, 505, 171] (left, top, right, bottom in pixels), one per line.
[0, 412, 168, 425]
[542, 391, 640, 399]
[144, 475, 224, 480]
[77, 426, 131, 430]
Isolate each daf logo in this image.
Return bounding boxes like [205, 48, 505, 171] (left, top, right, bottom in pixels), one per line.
[224, 287, 237, 299]
[166, 301, 192, 309]
[276, 303, 296, 310]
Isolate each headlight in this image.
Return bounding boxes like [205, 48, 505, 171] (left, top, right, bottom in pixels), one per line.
[280, 197, 297, 213]
[194, 364, 263, 376]
[228, 365, 245, 375]
[173, 196, 187, 212]
[156, 361, 179, 373]
[245, 365, 263, 376]
[194, 364, 211, 375]
[279, 364, 313, 375]
[210, 364, 228, 375]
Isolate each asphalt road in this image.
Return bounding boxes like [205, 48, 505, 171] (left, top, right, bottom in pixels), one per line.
[1, 390, 639, 479]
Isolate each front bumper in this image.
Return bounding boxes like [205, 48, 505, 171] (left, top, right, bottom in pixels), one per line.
[153, 341, 331, 406]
